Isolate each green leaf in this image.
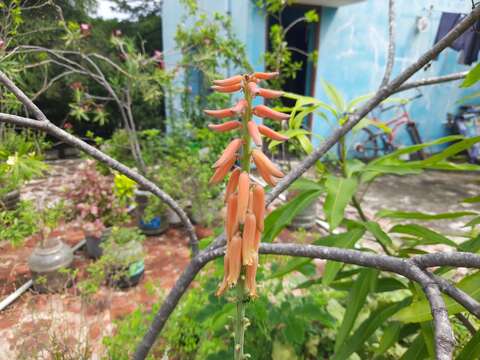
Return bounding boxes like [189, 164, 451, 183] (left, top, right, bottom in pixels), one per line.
[377, 209, 476, 220]
[268, 258, 314, 279]
[374, 322, 403, 356]
[331, 276, 407, 293]
[461, 62, 480, 88]
[463, 196, 480, 203]
[289, 177, 323, 191]
[399, 334, 427, 360]
[262, 190, 322, 243]
[393, 271, 480, 323]
[321, 80, 346, 115]
[464, 216, 480, 228]
[333, 269, 378, 354]
[459, 235, 480, 253]
[324, 175, 358, 230]
[420, 321, 435, 359]
[389, 224, 457, 247]
[416, 136, 480, 165]
[457, 328, 480, 360]
[333, 299, 410, 360]
[363, 221, 393, 248]
[320, 228, 366, 286]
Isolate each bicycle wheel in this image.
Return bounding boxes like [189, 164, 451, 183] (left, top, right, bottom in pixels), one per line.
[353, 128, 381, 161]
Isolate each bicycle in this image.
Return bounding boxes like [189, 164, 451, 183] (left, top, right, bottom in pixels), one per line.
[447, 105, 480, 163]
[338, 92, 426, 162]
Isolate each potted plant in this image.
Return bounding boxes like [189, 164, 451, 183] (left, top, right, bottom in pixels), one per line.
[65, 161, 131, 259]
[102, 226, 146, 288]
[0, 128, 47, 210]
[28, 202, 74, 293]
[135, 190, 169, 235]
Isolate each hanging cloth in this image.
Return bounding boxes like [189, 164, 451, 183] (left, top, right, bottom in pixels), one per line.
[433, 12, 480, 65]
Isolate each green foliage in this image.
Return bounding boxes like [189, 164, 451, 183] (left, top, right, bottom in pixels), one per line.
[461, 62, 480, 88]
[0, 127, 48, 196]
[0, 200, 38, 246]
[108, 226, 145, 245]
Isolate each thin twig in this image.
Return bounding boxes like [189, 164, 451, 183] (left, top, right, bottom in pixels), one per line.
[379, 0, 396, 89]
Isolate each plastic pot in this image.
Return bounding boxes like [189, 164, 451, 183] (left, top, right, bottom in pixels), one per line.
[0, 189, 20, 211]
[288, 201, 318, 230]
[28, 237, 74, 293]
[138, 216, 169, 236]
[107, 241, 145, 288]
[85, 228, 111, 259]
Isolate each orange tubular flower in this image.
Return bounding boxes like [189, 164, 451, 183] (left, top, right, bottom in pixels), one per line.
[253, 104, 290, 121]
[247, 121, 262, 146]
[209, 155, 237, 185]
[213, 74, 243, 87]
[212, 83, 242, 93]
[257, 88, 283, 99]
[245, 254, 258, 297]
[252, 149, 285, 178]
[208, 121, 242, 133]
[213, 138, 243, 168]
[225, 168, 241, 202]
[242, 213, 257, 266]
[227, 233, 242, 286]
[208, 72, 288, 300]
[258, 124, 289, 141]
[216, 250, 230, 296]
[252, 185, 265, 232]
[253, 71, 279, 80]
[231, 99, 248, 114]
[204, 108, 236, 119]
[226, 193, 239, 242]
[237, 171, 250, 224]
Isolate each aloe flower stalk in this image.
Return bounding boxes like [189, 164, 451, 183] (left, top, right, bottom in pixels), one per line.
[205, 72, 289, 359]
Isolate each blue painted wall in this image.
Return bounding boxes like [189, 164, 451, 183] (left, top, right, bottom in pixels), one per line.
[162, 0, 479, 151]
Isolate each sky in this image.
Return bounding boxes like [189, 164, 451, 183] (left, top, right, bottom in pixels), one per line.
[93, 0, 130, 20]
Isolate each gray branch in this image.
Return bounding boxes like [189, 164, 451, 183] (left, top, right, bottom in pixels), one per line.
[380, 0, 396, 88]
[394, 71, 468, 93]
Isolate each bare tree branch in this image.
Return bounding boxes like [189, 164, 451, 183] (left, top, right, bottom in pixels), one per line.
[394, 71, 468, 93]
[380, 0, 396, 88]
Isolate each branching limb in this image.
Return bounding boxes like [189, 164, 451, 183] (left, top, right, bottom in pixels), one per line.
[380, 0, 396, 88]
[394, 71, 468, 93]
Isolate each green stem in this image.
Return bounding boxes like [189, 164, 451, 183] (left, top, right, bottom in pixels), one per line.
[234, 277, 246, 360]
[234, 78, 253, 359]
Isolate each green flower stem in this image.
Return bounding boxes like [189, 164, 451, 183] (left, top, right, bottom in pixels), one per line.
[234, 78, 253, 360]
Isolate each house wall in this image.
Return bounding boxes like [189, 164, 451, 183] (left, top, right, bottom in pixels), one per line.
[162, 0, 479, 150]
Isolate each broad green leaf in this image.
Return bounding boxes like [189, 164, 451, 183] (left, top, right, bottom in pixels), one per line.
[289, 178, 323, 191]
[461, 62, 480, 88]
[321, 228, 366, 286]
[296, 134, 313, 154]
[399, 334, 427, 360]
[464, 216, 480, 228]
[321, 80, 346, 115]
[352, 117, 392, 134]
[262, 190, 322, 243]
[331, 276, 407, 293]
[416, 136, 480, 165]
[324, 175, 358, 230]
[333, 269, 379, 353]
[347, 93, 373, 111]
[344, 159, 365, 178]
[420, 321, 435, 359]
[268, 258, 314, 279]
[333, 299, 410, 360]
[377, 209, 476, 220]
[459, 235, 480, 252]
[463, 195, 480, 203]
[374, 322, 403, 356]
[393, 271, 480, 322]
[363, 221, 393, 248]
[457, 328, 480, 360]
[366, 135, 464, 166]
[389, 224, 457, 247]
